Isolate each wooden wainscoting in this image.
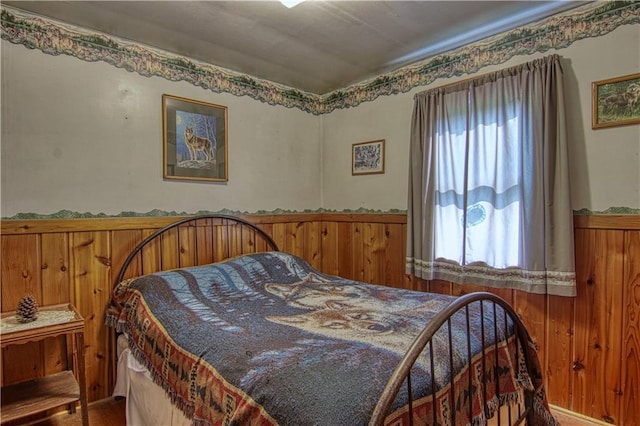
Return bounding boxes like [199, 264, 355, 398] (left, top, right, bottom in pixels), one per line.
[0, 214, 320, 404]
[413, 215, 640, 425]
[1, 213, 638, 425]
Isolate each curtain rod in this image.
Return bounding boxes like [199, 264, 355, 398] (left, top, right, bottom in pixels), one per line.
[414, 54, 561, 97]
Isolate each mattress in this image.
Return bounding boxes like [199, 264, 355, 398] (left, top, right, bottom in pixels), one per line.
[115, 333, 190, 426]
[115, 334, 526, 426]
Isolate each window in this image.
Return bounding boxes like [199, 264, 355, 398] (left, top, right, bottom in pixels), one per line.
[406, 55, 576, 297]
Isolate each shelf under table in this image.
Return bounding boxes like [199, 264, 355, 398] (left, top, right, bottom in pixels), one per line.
[0, 370, 80, 424]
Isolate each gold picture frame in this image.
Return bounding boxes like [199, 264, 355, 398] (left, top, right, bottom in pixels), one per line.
[352, 139, 385, 175]
[592, 73, 640, 129]
[163, 94, 228, 181]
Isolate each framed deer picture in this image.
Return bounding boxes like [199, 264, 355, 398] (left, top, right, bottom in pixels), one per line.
[163, 94, 228, 181]
[592, 73, 640, 129]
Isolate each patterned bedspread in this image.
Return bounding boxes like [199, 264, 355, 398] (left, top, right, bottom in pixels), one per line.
[106, 252, 556, 426]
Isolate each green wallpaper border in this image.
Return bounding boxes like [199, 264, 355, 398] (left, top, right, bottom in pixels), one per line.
[573, 207, 640, 215]
[2, 208, 408, 220]
[3, 207, 638, 220]
[2, 2, 639, 114]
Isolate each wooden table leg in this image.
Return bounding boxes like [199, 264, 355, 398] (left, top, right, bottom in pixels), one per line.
[75, 332, 89, 426]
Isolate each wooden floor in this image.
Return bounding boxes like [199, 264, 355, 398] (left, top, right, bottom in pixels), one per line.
[4, 398, 126, 426]
[549, 405, 610, 426]
[13, 398, 602, 425]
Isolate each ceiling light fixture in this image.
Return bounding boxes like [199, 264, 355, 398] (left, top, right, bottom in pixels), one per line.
[280, 0, 305, 8]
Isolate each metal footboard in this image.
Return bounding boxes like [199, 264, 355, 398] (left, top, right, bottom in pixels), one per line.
[369, 292, 536, 426]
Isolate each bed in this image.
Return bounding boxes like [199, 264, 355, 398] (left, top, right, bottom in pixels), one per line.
[105, 214, 558, 426]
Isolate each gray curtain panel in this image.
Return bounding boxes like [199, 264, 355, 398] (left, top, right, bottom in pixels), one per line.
[406, 54, 576, 297]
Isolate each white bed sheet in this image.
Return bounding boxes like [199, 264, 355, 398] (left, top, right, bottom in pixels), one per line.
[114, 334, 191, 426]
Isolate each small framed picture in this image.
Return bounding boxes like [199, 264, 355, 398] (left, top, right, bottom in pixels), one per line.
[592, 73, 640, 129]
[352, 139, 385, 175]
[163, 94, 228, 181]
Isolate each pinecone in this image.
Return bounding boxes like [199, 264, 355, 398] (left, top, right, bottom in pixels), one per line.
[16, 296, 39, 323]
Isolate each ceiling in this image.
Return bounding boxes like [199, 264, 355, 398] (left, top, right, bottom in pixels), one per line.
[2, 1, 587, 94]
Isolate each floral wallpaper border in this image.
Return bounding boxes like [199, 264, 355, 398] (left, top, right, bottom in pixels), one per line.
[3, 207, 639, 220]
[2, 2, 639, 115]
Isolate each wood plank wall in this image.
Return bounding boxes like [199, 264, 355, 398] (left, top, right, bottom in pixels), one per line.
[1, 213, 638, 424]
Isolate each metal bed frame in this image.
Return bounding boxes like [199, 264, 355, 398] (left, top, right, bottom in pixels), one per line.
[112, 214, 541, 425]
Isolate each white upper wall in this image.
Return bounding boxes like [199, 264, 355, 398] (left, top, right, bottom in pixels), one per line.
[321, 24, 640, 212]
[1, 10, 638, 217]
[1, 42, 321, 217]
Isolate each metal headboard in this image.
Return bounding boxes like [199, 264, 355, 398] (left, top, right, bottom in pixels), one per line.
[114, 214, 279, 285]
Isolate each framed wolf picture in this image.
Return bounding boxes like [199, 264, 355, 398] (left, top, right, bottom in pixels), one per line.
[163, 94, 228, 182]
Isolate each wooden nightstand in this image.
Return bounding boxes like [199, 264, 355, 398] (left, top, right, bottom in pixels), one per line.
[0, 303, 88, 426]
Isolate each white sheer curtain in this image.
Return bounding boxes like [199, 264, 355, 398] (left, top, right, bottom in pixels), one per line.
[406, 55, 576, 297]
